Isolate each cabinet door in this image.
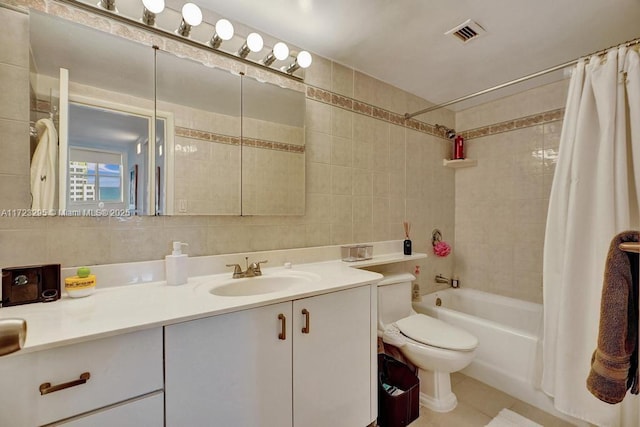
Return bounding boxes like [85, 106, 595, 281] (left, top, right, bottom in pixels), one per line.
[292, 286, 372, 427]
[55, 392, 164, 427]
[165, 302, 293, 427]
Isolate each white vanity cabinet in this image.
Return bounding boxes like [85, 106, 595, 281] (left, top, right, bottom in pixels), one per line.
[292, 285, 373, 427]
[165, 301, 294, 427]
[165, 284, 376, 427]
[0, 328, 163, 426]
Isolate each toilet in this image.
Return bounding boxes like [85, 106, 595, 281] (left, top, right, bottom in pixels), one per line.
[377, 273, 478, 412]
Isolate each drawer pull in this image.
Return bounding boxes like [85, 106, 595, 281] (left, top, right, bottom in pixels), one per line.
[278, 313, 286, 340]
[39, 372, 91, 395]
[301, 309, 310, 334]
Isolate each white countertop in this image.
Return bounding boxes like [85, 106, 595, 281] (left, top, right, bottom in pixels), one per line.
[0, 250, 426, 355]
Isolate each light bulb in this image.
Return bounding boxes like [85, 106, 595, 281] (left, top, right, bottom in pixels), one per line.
[246, 33, 264, 53]
[238, 32, 264, 58]
[141, 0, 164, 25]
[210, 19, 234, 48]
[297, 51, 312, 68]
[99, 0, 116, 11]
[215, 19, 234, 41]
[142, 0, 164, 14]
[181, 3, 202, 26]
[177, 3, 202, 37]
[273, 42, 289, 60]
[263, 42, 290, 66]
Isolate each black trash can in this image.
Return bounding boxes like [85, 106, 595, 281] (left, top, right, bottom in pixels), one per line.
[378, 354, 420, 427]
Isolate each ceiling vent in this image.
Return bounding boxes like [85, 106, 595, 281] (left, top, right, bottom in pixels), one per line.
[445, 19, 486, 44]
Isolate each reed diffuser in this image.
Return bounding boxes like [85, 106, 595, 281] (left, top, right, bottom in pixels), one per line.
[403, 221, 412, 255]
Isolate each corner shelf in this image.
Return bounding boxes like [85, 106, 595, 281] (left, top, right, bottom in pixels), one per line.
[443, 159, 477, 168]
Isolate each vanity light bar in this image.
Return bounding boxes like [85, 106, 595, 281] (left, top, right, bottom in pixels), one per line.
[60, 0, 310, 80]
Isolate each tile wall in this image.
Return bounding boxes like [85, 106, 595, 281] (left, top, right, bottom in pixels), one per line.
[0, 5, 31, 209]
[453, 79, 570, 303]
[0, 0, 456, 294]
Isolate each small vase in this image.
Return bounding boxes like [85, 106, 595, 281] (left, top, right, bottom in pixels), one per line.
[403, 239, 412, 255]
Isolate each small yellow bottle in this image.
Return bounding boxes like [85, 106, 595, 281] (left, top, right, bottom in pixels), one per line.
[65, 267, 96, 298]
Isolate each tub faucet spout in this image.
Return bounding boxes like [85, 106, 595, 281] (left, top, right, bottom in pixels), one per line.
[435, 274, 450, 284]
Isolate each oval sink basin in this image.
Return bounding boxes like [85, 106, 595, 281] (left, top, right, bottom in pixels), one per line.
[207, 271, 320, 297]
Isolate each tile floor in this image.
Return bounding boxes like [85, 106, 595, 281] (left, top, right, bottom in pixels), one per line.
[408, 373, 577, 427]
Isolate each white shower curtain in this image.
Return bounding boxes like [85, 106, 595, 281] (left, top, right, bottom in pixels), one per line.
[542, 46, 640, 427]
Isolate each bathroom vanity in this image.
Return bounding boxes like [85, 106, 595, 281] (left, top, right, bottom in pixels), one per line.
[0, 243, 426, 426]
[165, 285, 372, 427]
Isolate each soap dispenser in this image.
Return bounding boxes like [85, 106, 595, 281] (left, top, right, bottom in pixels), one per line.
[166, 241, 188, 286]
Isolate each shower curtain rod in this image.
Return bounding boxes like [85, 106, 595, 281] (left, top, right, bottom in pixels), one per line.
[404, 36, 640, 120]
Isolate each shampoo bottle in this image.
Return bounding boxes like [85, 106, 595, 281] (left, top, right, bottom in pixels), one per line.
[166, 241, 188, 286]
[453, 135, 465, 160]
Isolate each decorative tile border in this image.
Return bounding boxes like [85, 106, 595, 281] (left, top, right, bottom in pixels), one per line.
[307, 86, 445, 140]
[176, 126, 304, 154]
[459, 108, 564, 140]
[33, 99, 53, 116]
[243, 137, 305, 154]
[307, 86, 566, 142]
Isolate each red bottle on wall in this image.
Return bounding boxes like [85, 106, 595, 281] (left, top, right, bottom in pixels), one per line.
[453, 135, 465, 160]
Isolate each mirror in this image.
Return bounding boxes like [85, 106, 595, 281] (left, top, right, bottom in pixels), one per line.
[29, 11, 156, 215]
[15, 8, 306, 217]
[155, 50, 242, 215]
[67, 103, 149, 215]
[241, 76, 306, 215]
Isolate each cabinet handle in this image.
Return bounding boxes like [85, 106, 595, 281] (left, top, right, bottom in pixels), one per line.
[278, 313, 286, 340]
[301, 309, 310, 334]
[39, 372, 91, 395]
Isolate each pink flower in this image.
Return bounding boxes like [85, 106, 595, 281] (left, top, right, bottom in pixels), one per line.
[433, 241, 451, 257]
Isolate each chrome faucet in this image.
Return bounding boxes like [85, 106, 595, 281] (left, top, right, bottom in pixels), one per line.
[226, 257, 268, 279]
[435, 274, 450, 284]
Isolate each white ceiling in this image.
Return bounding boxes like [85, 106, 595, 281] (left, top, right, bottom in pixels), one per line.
[192, 0, 640, 112]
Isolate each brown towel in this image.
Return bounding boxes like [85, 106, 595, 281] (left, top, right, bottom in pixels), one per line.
[587, 230, 639, 404]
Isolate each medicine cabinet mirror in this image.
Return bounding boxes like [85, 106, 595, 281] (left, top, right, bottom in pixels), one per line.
[14, 8, 305, 217]
[28, 11, 158, 216]
[241, 75, 306, 215]
[155, 50, 242, 215]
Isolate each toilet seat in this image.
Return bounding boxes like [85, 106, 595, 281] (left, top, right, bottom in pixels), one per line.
[395, 314, 477, 351]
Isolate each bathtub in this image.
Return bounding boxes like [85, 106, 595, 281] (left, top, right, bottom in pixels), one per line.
[413, 288, 560, 418]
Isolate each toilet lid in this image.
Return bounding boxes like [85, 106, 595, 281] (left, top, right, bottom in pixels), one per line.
[395, 314, 478, 351]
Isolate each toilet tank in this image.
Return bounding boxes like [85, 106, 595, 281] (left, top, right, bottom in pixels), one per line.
[377, 273, 416, 331]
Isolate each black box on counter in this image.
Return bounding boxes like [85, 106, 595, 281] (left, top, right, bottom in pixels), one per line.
[1, 264, 61, 307]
